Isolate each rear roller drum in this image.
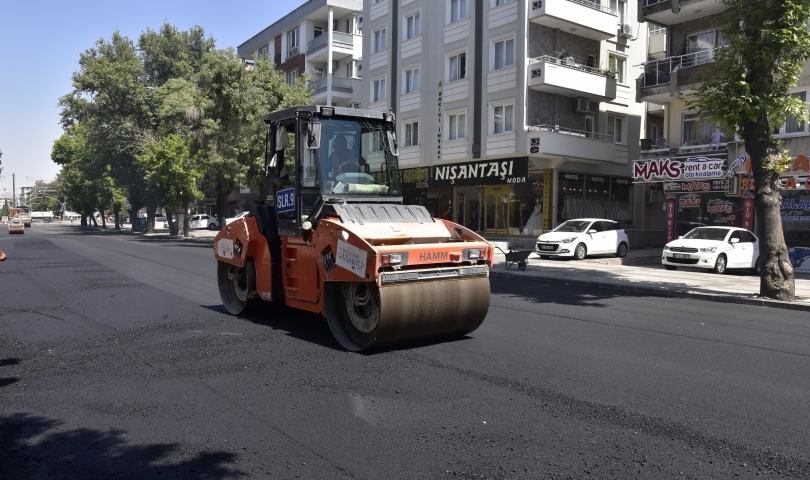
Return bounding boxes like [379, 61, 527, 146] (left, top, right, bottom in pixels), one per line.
[217, 259, 257, 314]
[324, 277, 490, 352]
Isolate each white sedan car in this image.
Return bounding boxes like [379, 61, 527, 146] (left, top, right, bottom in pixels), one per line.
[662, 227, 759, 274]
[536, 218, 630, 260]
[189, 214, 220, 230]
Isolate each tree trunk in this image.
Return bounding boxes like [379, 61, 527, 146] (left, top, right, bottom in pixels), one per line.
[182, 199, 191, 238]
[128, 200, 145, 233]
[145, 197, 158, 234]
[744, 121, 795, 301]
[100, 209, 106, 228]
[80, 215, 87, 227]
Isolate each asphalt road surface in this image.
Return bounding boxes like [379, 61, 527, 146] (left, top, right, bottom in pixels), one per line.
[1, 223, 809, 479]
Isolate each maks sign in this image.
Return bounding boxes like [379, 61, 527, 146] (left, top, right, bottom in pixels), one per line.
[633, 157, 725, 181]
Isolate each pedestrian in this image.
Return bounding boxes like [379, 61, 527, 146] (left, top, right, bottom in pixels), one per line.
[0, 246, 6, 262]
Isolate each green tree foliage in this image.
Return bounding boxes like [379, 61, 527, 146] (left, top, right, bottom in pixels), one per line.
[686, 0, 810, 300]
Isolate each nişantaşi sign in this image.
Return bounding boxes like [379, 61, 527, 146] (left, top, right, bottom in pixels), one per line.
[432, 157, 529, 187]
[633, 157, 725, 182]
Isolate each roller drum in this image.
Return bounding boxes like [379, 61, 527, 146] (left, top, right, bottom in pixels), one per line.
[324, 276, 490, 351]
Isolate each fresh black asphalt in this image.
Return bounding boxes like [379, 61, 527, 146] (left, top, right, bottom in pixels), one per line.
[1, 224, 809, 479]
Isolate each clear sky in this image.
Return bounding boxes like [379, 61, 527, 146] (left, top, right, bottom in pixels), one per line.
[0, 0, 293, 194]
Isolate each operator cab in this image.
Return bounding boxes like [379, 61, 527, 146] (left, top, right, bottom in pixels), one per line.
[262, 106, 402, 235]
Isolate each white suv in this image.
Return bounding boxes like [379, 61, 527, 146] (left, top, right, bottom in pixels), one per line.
[536, 219, 630, 260]
[189, 214, 220, 230]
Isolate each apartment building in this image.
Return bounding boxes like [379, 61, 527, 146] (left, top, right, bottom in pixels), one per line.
[636, 0, 810, 244]
[360, 0, 648, 241]
[238, 0, 364, 108]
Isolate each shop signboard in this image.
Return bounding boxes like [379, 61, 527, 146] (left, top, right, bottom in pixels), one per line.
[678, 194, 701, 208]
[665, 196, 677, 244]
[432, 157, 529, 187]
[743, 197, 755, 230]
[633, 157, 725, 181]
[400, 167, 429, 190]
[664, 179, 727, 193]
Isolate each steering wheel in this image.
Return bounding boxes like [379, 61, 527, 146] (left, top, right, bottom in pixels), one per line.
[338, 160, 361, 174]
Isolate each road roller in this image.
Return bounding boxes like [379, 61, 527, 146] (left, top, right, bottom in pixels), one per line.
[213, 106, 493, 351]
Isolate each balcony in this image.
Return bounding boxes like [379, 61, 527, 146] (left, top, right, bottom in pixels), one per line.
[527, 125, 622, 163]
[311, 75, 360, 104]
[306, 31, 358, 63]
[527, 53, 617, 102]
[642, 0, 726, 25]
[529, 0, 618, 41]
[640, 49, 718, 102]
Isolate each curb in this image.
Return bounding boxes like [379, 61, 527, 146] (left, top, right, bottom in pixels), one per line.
[76, 225, 216, 244]
[489, 269, 810, 313]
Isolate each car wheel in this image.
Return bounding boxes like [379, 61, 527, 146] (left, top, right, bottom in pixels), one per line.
[574, 243, 587, 261]
[665, 265, 677, 270]
[753, 257, 760, 274]
[616, 242, 628, 258]
[540, 255, 550, 260]
[209, 223, 217, 230]
[712, 254, 727, 274]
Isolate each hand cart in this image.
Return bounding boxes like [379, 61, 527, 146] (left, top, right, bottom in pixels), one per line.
[495, 247, 532, 271]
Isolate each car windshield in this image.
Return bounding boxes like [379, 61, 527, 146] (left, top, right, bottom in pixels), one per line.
[553, 220, 592, 233]
[683, 227, 729, 241]
[303, 116, 402, 197]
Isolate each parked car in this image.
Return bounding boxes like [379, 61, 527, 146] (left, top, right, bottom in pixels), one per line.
[785, 230, 810, 248]
[225, 211, 249, 225]
[535, 218, 629, 260]
[8, 218, 24, 234]
[662, 226, 759, 274]
[189, 214, 220, 230]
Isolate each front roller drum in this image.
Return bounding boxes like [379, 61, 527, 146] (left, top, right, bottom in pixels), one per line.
[324, 276, 490, 351]
[217, 260, 257, 315]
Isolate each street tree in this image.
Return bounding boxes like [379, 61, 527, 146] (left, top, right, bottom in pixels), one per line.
[686, 0, 810, 300]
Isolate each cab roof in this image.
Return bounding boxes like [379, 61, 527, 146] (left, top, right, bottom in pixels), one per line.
[261, 106, 392, 124]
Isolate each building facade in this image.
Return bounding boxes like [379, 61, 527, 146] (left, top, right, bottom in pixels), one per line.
[238, 0, 364, 108]
[636, 0, 810, 246]
[361, 0, 650, 243]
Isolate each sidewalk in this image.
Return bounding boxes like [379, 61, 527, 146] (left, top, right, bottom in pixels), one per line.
[491, 249, 810, 312]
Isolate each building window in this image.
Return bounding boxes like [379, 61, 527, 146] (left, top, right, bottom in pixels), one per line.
[404, 121, 419, 147]
[493, 103, 514, 134]
[450, 0, 468, 23]
[646, 123, 659, 141]
[406, 12, 421, 39]
[610, 0, 626, 24]
[373, 77, 386, 102]
[257, 45, 269, 60]
[682, 112, 712, 145]
[494, 38, 515, 70]
[448, 112, 466, 140]
[785, 91, 807, 134]
[285, 69, 298, 86]
[609, 55, 626, 83]
[313, 66, 324, 80]
[345, 61, 355, 78]
[314, 25, 324, 38]
[494, 0, 513, 5]
[405, 66, 420, 93]
[585, 116, 594, 136]
[449, 52, 466, 81]
[286, 27, 299, 57]
[374, 27, 387, 52]
[607, 114, 625, 144]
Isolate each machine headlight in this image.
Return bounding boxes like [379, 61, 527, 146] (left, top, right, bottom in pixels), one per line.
[699, 247, 717, 253]
[560, 237, 578, 244]
[381, 253, 403, 265]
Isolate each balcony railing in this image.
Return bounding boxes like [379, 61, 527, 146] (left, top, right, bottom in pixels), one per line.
[307, 32, 356, 52]
[643, 0, 668, 6]
[310, 75, 354, 91]
[286, 46, 299, 59]
[642, 48, 719, 88]
[528, 124, 615, 142]
[532, 0, 616, 15]
[529, 52, 615, 78]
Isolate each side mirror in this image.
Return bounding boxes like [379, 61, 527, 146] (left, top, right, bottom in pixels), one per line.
[588, 229, 597, 234]
[386, 130, 400, 156]
[307, 122, 321, 150]
[730, 238, 740, 244]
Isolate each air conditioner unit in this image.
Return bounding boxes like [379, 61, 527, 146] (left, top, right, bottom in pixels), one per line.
[645, 190, 662, 204]
[573, 98, 590, 113]
[725, 175, 741, 197]
[620, 24, 634, 37]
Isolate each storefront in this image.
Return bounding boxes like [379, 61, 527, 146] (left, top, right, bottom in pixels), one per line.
[430, 157, 531, 235]
[632, 150, 747, 243]
[557, 172, 633, 226]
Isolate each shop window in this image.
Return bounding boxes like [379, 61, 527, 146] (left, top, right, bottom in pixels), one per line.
[557, 173, 632, 225]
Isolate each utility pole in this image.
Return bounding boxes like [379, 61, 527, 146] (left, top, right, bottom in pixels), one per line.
[12, 173, 15, 208]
